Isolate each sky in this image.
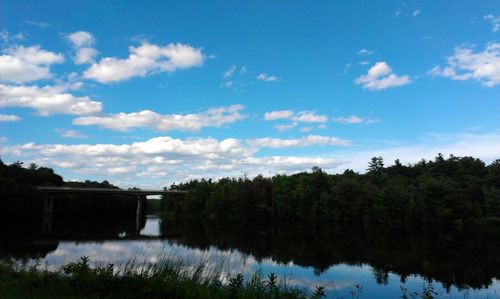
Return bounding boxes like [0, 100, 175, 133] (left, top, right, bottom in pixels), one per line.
[1, 0, 500, 188]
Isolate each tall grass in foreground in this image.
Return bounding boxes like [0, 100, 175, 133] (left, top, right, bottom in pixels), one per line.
[0, 256, 327, 299]
[2, 257, 494, 299]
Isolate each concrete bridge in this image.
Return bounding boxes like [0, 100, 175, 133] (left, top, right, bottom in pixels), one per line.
[37, 186, 188, 235]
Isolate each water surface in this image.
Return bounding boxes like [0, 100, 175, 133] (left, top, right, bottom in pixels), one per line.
[3, 215, 499, 299]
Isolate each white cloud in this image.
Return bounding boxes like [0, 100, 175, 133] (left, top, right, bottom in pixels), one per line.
[55, 129, 88, 139]
[264, 110, 294, 121]
[74, 47, 98, 64]
[73, 104, 245, 131]
[292, 111, 328, 123]
[484, 15, 500, 32]
[83, 42, 205, 83]
[0, 135, 346, 186]
[0, 113, 21, 122]
[355, 61, 411, 90]
[6, 130, 498, 188]
[0, 31, 24, 42]
[273, 122, 297, 132]
[223, 65, 236, 78]
[428, 43, 500, 87]
[0, 45, 64, 83]
[333, 115, 379, 124]
[0, 137, 6, 143]
[67, 31, 98, 64]
[412, 10, 421, 17]
[67, 31, 94, 48]
[265, 110, 328, 132]
[0, 83, 102, 115]
[357, 49, 373, 55]
[239, 156, 342, 174]
[257, 73, 278, 82]
[221, 65, 247, 89]
[248, 135, 350, 148]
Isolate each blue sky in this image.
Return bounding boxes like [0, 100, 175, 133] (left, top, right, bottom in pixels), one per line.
[1, 1, 500, 187]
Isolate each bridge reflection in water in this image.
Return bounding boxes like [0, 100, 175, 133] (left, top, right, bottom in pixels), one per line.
[37, 187, 187, 236]
[1, 201, 500, 298]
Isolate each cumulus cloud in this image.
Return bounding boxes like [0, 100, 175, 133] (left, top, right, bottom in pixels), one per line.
[55, 129, 88, 139]
[73, 104, 246, 132]
[355, 61, 411, 90]
[83, 42, 205, 83]
[484, 15, 500, 32]
[264, 110, 294, 121]
[0, 45, 64, 83]
[257, 73, 278, 82]
[248, 135, 350, 148]
[0, 135, 346, 186]
[6, 130, 498, 188]
[74, 47, 98, 64]
[0, 83, 102, 115]
[332, 115, 379, 124]
[264, 110, 328, 132]
[67, 31, 94, 48]
[0, 113, 21, 122]
[428, 43, 500, 87]
[67, 31, 98, 64]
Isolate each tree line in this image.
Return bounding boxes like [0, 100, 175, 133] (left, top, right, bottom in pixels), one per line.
[165, 154, 500, 229]
[2, 154, 500, 230]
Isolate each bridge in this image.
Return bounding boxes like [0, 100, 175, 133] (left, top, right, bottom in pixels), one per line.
[37, 186, 188, 196]
[37, 186, 188, 235]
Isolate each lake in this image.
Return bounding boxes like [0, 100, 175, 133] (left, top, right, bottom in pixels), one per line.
[2, 213, 499, 299]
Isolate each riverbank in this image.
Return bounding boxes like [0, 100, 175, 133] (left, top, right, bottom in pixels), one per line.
[0, 256, 327, 299]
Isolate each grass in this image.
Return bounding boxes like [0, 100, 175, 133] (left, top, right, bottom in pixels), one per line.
[0, 256, 327, 299]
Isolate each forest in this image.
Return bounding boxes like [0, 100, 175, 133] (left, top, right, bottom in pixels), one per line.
[2, 154, 500, 231]
[165, 154, 500, 230]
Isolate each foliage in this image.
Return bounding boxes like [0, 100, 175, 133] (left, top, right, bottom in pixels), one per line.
[166, 154, 499, 230]
[0, 257, 321, 299]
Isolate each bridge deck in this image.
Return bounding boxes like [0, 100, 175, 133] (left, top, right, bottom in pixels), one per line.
[37, 186, 188, 196]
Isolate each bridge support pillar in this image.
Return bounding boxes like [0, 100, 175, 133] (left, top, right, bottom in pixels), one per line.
[135, 195, 142, 236]
[42, 196, 54, 234]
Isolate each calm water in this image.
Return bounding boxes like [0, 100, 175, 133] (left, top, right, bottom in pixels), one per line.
[2, 215, 499, 299]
